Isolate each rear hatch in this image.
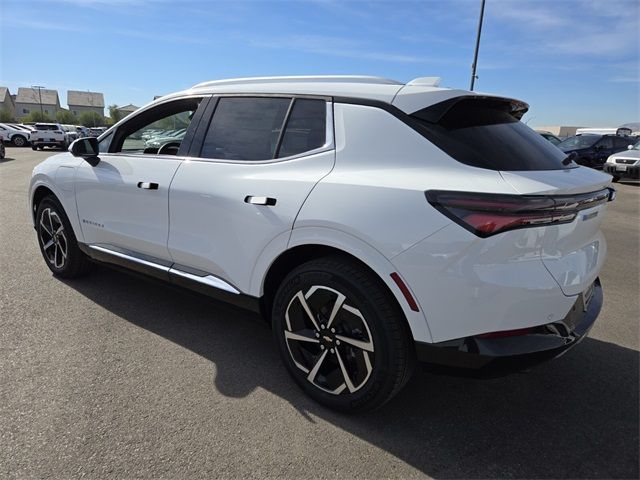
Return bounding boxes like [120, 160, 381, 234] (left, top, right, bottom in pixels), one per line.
[500, 168, 611, 295]
[33, 124, 63, 142]
[411, 95, 613, 297]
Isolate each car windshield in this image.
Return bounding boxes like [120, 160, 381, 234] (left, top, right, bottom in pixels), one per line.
[557, 135, 600, 150]
[631, 140, 640, 150]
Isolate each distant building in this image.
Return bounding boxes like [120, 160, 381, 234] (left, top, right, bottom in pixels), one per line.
[116, 104, 140, 117]
[67, 90, 105, 118]
[0, 87, 16, 118]
[15, 87, 60, 119]
[535, 126, 584, 137]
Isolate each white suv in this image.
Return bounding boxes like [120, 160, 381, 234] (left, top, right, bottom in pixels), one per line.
[29, 76, 614, 411]
[30, 123, 69, 150]
[0, 122, 31, 147]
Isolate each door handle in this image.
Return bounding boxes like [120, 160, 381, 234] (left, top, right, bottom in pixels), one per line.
[244, 195, 277, 206]
[137, 182, 159, 190]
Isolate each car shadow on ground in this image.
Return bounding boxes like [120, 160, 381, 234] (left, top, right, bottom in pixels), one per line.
[63, 264, 639, 479]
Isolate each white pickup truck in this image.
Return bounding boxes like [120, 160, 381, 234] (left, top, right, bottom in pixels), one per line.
[30, 123, 70, 150]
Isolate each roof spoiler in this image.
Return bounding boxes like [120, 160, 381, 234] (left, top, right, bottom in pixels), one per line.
[413, 95, 530, 123]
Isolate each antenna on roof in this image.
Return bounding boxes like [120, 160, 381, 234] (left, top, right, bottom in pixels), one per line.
[469, 0, 486, 91]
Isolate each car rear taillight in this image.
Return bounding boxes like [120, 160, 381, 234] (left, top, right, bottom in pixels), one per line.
[426, 188, 614, 238]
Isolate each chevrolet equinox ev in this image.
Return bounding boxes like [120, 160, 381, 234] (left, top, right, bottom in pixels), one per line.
[29, 76, 614, 411]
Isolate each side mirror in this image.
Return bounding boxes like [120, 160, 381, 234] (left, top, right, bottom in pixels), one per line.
[70, 137, 100, 166]
[628, 145, 634, 150]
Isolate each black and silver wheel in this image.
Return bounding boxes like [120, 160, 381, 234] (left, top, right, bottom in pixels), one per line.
[0, 142, 5, 159]
[36, 196, 92, 278]
[12, 135, 27, 147]
[272, 256, 415, 412]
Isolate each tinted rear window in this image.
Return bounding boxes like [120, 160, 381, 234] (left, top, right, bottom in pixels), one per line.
[411, 98, 571, 171]
[201, 97, 290, 161]
[35, 124, 58, 131]
[277, 99, 326, 158]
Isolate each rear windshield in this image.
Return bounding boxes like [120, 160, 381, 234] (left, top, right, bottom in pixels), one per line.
[35, 124, 58, 131]
[411, 97, 571, 171]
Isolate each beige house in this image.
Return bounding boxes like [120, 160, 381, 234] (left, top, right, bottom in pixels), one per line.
[116, 104, 140, 116]
[15, 88, 60, 119]
[0, 87, 16, 118]
[68, 90, 105, 117]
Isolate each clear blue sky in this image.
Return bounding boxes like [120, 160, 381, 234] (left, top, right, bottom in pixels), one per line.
[1, 0, 638, 126]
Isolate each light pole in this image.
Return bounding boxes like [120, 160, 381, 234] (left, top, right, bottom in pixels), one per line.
[469, 0, 486, 91]
[32, 85, 45, 118]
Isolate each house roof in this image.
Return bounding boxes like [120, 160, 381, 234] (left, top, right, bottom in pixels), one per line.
[16, 87, 59, 106]
[68, 90, 105, 108]
[0, 87, 10, 103]
[117, 104, 139, 112]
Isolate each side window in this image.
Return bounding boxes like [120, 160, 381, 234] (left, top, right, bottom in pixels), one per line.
[98, 132, 113, 153]
[277, 99, 326, 158]
[110, 97, 203, 155]
[597, 137, 613, 149]
[614, 137, 631, 150]
[201, 97, 290, 160]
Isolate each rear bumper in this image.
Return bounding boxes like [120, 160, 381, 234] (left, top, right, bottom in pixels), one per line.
[415, 278, 602, 377]
[603, 164, 640, 179]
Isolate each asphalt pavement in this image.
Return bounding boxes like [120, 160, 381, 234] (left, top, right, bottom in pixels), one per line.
[1, 147, 638, 479]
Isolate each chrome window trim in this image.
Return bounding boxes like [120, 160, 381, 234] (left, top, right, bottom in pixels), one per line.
[186, 98, 334, 165]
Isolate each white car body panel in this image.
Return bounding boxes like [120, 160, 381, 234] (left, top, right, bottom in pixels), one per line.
[295, 103, 519, 258]
[391, 224, 578, 342]
[75, 154, 182, 260]
[30, 153, 84, 240]
[167, 150, 335, 293]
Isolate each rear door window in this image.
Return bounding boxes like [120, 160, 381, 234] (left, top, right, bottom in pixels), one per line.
[614, 137, 631, 150]
[201, 97, 290, 161]
[277, 98, 326, 158]
[596, 137, 614, 149]
[411, 97, 570, 171]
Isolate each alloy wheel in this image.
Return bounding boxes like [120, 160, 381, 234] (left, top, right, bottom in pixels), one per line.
[284, 285, 374, 395]
[39, 208, 68, 269]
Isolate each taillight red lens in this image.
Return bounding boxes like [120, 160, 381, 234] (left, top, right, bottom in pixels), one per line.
[426, 188, 614, 238]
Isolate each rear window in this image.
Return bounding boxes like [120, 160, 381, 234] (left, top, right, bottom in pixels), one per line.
[411, 97, 571, 171]
[35, 124, 58, 131]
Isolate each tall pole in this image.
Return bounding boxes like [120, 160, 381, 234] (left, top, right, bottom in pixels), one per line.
[32, 85, 45, 117]
[469, 0, 486, 91]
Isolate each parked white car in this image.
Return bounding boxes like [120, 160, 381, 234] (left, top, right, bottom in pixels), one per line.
[0, 122, 30, 147]
[30, 123, 69, 150]
[603, 140, 640, 182]
[28, 76, 614, 411]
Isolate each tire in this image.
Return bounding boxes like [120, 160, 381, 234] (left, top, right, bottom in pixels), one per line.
[0, 143, 5, 159]
[272, 256, 415, 412]
[35, 196, 92, 278]
[612, 176, 621, 183]
[12, 135, 27, 147]
[32, 145, 38, 151]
